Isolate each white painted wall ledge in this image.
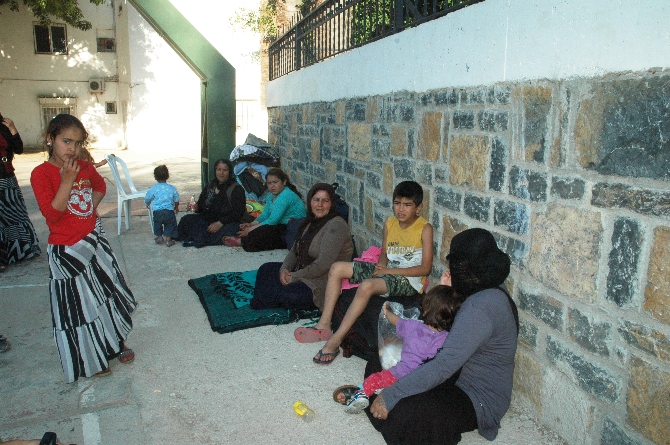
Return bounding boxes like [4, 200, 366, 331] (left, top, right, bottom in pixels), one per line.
[266, 0, 670, 107]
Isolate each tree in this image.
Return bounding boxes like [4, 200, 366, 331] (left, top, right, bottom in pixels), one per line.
[0, 0, 105, 31]
[230, 0, 279, 41]
[230, 1, 318, 41]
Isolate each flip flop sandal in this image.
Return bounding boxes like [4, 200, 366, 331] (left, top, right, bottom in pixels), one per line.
[345, 392, 370, 414]
[294, 326, 333, 343]
[333, 385, 361, 405]
[119, 348, 135, 364]
[313, 348, 340, 365]
[95, 368, 112, 377]
[223, 237, 242, 247]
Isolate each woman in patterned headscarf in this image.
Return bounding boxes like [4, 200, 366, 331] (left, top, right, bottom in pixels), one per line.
[251, 183, 353, 311]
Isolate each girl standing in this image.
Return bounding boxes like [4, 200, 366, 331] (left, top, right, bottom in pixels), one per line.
[0, 112, 41, 272]
[30, 114, 136, 383]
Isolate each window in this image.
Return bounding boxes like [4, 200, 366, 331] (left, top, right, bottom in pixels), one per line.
[97, 38, 116, 53]
[39, 97, 77, 130]
[34, 24, 67, 54]
[97, 29, 116, 53]
[105, 102, 117, 114]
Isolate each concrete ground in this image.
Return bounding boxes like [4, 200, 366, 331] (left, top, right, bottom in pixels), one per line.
[0, 149, 567, 445]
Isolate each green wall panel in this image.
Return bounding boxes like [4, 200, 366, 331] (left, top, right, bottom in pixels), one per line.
[128, 0, 235, 186]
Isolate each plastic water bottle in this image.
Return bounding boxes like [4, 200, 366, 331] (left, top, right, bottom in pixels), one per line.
[188, 194, 196, 212]
[293, 401, 315, 422]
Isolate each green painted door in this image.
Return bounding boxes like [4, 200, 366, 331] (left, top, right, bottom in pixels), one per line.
[128, 0, 236, 187]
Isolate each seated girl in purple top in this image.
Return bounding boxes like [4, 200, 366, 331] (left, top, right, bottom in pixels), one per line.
[335, 284, 462, 414]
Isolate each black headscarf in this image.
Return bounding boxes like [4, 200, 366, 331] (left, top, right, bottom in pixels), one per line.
[292, 183, 340, 271]
[447, 228, 511, 298]
[447, 228, 518, 334]
[202, 159, 236, 205]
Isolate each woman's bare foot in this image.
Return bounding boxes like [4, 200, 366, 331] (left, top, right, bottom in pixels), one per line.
[313, 322, 331, 331]
[314, 337, 340, 364]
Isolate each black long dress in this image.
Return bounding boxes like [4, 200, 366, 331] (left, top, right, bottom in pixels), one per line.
[0, 123, 41, 267]
[177, 178, 246, 247]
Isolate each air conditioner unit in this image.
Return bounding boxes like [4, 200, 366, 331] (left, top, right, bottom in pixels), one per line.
[88, 79, 105, 93]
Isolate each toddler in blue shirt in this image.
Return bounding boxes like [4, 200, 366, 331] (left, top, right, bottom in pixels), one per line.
[145, 165, 180, 247]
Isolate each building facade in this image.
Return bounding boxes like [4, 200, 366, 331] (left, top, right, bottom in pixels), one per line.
[0, 0, 133, 150]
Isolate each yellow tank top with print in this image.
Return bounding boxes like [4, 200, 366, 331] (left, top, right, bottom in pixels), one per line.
[385, 216, 428, 293]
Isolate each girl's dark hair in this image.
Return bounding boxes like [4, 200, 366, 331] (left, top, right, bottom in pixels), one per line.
[213, 158, 236, 182]
[45, 114, 88, 157]
[266, 167, 302, 199]
[422, 285, 463, 331]
[78, 147, 94, 163]
[154, 165, 169, 182]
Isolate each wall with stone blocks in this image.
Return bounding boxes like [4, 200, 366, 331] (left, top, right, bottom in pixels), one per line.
[267, 72, 670, 445]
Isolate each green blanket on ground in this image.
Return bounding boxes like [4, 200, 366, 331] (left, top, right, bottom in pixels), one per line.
[188, 270, 299, 334]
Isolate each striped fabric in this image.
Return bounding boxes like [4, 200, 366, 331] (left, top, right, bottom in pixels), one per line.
[0, 176, 41, 266]
[48, 219, 136, 383]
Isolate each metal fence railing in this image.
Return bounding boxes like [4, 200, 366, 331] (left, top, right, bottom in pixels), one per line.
[269, 0, 484, 80]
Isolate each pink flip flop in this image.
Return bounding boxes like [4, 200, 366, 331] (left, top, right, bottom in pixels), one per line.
[223, 236, 242, 247]
[294, 326, 333, 343]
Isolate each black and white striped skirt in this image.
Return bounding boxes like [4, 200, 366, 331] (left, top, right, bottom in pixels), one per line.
[48, 219, 137, 383]
[0, 175, 41, 266]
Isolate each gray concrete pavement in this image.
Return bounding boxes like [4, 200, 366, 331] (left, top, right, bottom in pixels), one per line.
[0, 149, 566, 445]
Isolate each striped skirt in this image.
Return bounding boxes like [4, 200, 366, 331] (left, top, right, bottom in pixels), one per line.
[0, 175, 41, 266]
[48, 219, 137, 383]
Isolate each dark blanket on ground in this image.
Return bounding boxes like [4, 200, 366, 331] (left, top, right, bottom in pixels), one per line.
[188, 270, 299, 333]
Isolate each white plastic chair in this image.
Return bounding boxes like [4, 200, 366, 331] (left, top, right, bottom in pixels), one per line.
[105, 154, 154, 235]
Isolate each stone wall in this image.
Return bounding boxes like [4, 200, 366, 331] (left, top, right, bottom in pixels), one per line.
[267, 70, 670, 445]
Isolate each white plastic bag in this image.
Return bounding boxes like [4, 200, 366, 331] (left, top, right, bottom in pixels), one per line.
[378, 302, 421, 370]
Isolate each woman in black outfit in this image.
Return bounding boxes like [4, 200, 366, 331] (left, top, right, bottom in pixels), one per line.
[177, 159, 247, 247]
[0, 112, 41, 271]
[366, 228, 519, 445]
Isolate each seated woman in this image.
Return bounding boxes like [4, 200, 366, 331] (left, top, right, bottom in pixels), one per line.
[251, 183, 353, 311]
[224, 167, 306, 252]
[177, 159, 246, 247]
[366, 228, 519, 445]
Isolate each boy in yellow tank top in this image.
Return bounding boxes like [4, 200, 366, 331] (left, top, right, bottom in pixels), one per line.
[294, 181, 434, 365]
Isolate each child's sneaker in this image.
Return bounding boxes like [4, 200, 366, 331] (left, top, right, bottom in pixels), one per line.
[165, 240, 175, 247]
[154, 236, 164, 244]
[344, 391, 369, 414]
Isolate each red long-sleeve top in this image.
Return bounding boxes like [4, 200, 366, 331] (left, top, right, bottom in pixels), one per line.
[31, 160, 106, 245]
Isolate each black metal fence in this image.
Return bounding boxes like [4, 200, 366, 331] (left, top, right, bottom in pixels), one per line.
[269, 0, 484, 80]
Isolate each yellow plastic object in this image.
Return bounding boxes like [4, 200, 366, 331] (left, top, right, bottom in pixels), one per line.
[293, 401, 315, 422]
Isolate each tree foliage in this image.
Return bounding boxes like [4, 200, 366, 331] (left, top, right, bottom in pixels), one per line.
[230, 1, 318, 41]
[0, 0, 105, 31]
[230, 0, 278, 41]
